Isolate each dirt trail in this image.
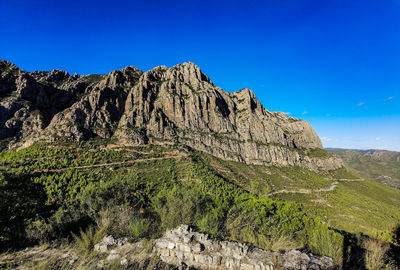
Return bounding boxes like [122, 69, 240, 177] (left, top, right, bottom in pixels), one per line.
[268, 178, 364, 196]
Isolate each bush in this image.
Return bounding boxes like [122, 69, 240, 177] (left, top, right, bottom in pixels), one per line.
[128, 219, 152, 239]
[33, 170, 99, 205]
[96, 205, 154, 240]
[72, 226, 106, 256]
[196, 208, 222, 238]
[363, 238, 393, 270]
[151, 182, 213, 232]
[78, 173, 152, 218]
[26, 207, 90, 243]
[306, 221, 344, 263]
[226, 198, 305, 251]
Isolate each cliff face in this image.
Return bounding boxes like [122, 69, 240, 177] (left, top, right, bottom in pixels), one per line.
[0, 59, 343, 171]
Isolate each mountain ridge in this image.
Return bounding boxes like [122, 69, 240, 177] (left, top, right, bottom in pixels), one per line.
[328, 148, 400, 188]
[0, 59, 343, 171]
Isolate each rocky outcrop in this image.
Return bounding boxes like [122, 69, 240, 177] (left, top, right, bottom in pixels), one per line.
[94, 225, 336, 270]
[155, 225, 336, 270]
[0, 59, 343, 170]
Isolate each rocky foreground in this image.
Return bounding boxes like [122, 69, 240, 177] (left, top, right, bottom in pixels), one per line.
[0, 60, 343, 171]
[0, 225, 337, 269]
[96, 225, 336, 270]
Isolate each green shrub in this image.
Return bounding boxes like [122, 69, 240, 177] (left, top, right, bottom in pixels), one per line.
[128, 219, 152, 239]
[306, 220, 344, 263]
[33, 170, 99, 205]
[26, 207, 89, 243]
[151, 182, 213, 232]
[72, 226, 106, 256]
[78, 173, 152, 217]
[196, 208, 222, 238]
[95, 205, 154, 240]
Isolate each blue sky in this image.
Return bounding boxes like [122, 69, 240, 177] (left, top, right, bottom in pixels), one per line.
[1, 0, 399, 150]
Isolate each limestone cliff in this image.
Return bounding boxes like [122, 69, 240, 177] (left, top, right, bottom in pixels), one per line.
[0, 59, 343, 171]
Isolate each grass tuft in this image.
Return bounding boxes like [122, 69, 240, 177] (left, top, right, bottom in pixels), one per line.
[72, 226, 106, 256]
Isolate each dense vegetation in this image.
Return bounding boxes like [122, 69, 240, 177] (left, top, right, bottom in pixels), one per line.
[1, 140, 399, 269]
[201, 152, 400, 239]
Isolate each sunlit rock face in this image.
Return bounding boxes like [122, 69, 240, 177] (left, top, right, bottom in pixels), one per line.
[0, 59, 343, 171]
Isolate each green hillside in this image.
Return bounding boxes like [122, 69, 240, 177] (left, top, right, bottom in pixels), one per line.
[329, 149, 400, 189]
[1, 140, 400, 269]
[199, 152, 400, 239]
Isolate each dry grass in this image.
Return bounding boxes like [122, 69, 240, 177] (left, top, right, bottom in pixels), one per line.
[363, 238, 392, 270]
[265, 234, 301, 251]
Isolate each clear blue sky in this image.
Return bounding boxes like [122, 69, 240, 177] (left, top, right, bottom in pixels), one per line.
[1, 0, 399, 151]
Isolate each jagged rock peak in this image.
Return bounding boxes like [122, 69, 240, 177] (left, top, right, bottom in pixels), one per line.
[104, 66, 143, 88]
[108, 65, 142, 77]
[0, 59, 344, 171]
[0, 59, 19, 74]
[233, 88, 259, 101]
[46, 69, 71, 82]
[165, 61, 212, 85]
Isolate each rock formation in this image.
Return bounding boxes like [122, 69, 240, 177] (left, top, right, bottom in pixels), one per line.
[0, 59, 343, 171]
[94, 225, 336, 270]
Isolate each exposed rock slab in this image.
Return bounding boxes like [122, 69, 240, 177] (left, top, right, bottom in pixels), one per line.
[93, 225, 336, 270]
[154, 225, 336, 270]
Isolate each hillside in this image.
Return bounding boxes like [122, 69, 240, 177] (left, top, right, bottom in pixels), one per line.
[199, 150, 400, 239]
[0, 139, 345, 268]
[1, 140, 399, 269]
[1, 61, 400, 269]
[329, 149, 400, 189]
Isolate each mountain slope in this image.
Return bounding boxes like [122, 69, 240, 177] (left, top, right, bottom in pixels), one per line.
[0, 60, 343, 171]
[198, 151, 400, 239]
[329, 149, 400, 189]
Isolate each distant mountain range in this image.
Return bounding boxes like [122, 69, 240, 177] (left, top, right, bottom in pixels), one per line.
[327, 148, 400, 189]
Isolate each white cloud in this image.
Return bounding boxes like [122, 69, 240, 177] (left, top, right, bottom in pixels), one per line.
[357, 102, 365, 106]
[321, 136, 332, 142]
[375, 137, 382, 141]
[302, 110, 308, 115]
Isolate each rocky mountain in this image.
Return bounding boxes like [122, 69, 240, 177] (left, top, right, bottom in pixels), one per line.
[356, 149, 400, 162]
[0, 59, 343, 171]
